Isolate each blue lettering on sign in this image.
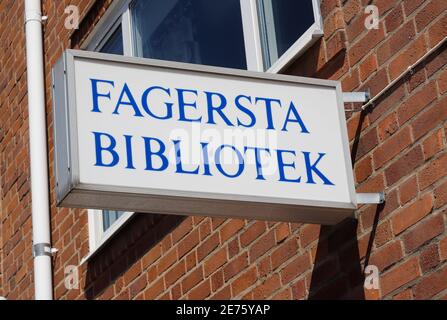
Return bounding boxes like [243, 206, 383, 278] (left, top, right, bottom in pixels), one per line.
[302, 152, 334, 185]
[143, 137, 169, 171]
[244, 146, 270, 180]
[124, 134, 135, 169]
[177, 88, 202, 123]
[276, 149, 301, 183]
[215, 144, 244, 178]
[141, 86, 173, 120]
[90, 79, 114, 113]
[206, 91, 234, 127]
[282, 102, 309, 133]
[254, 97, 281, 130]
[113, 83, 144, 117]
[92, 132, 334, 186]
[93, 131, 119, 167]
[200, 142, 213, 176]
[88, 79, 336, 186]
[172, 139, 200, 175]
[235, 95, 256, 128]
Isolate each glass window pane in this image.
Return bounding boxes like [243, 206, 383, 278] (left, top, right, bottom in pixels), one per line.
[258, 0, 315, 69]
[100, 25, 124, 55]
[102, 210, 125, 231]
[131, 0, 247, 69]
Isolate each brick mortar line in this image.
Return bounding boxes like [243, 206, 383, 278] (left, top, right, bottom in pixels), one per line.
[356, 181, 447, 250]
[176, 221, 251, 298]
[357, 173, 447, 238]
[150, 221, 206, 298]
[432, 286, 447, 300]
[346, 3, 445, 76]
[380, 210, 446, 279]
[397, 202, 447, 241]
[362, 127, 447, 206]
[376, 127, 445, 190]
[350, 75, 445, 167]
[210, 220, 341, 299]
[353, 86, 446, 178]
[383, 257, 447, 300]
[176, 221, 305, 299]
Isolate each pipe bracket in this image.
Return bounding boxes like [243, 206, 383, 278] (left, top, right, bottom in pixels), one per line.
[32, 243, 56, 257]
[25, 10, 42, 24]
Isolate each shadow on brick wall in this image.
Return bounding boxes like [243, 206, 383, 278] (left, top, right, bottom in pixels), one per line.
[285, 38, 347, 80]
[306, 108, 384, 300]
[84, 213, 185, 299]
[308, 218, 364, 299]
[307, 201, 384, 299]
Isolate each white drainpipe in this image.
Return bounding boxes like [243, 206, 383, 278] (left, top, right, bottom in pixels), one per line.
[24, 0, 53, 300]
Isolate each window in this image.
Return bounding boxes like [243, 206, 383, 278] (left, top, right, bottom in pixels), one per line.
[87, 210, 133, 257]
[258, 0, 318, 69]
[102, 210, 125, 230]
[83, 0, 322, 72]
[99, 25, 124, 55]
[132, 0, 247, 69]
[82, 0, 322, 258]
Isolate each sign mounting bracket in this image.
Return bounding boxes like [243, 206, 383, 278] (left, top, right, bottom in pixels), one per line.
[356, 192, 385, 204]
[342, 90, 371, 104]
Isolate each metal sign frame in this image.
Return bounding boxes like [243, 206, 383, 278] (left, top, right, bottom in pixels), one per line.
[52, 50, 357, 225]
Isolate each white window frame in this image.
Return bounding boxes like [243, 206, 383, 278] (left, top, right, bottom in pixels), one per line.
[81, 0, 323, 260]
[81, 0, 323, 72]
[82, 0, 133, 54]
[85, 210, 134, 259]
[262, 0, 323, 73]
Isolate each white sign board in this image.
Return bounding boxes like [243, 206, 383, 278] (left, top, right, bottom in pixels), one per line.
[52, 50, 356, 224]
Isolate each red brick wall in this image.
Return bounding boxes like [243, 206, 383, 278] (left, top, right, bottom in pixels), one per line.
[0, 0, 446, 300]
